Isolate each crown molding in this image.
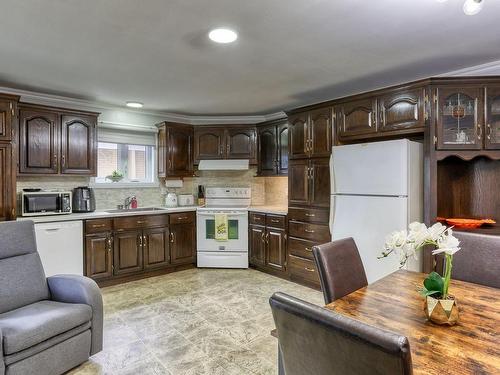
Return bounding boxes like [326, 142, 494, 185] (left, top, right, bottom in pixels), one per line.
[439, 60, 500, 77]
[0, 86, 287, 125]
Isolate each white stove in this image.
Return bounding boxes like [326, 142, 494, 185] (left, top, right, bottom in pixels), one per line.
[196, 187, 251, 268]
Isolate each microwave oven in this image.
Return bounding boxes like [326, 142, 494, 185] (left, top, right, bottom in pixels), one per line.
[21, 191, 72, 216]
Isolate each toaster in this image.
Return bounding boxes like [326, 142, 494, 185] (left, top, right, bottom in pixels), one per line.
[178, 194, 195, 206]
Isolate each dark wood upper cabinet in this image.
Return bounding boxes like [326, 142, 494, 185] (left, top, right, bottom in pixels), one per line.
[378, 88, 425, 132]
[257, 119, 289, 176]
[435, 87, 483, 150]
[143, 227, 170, 269]
[266, 228, 286, 271]
[85, 233, 113, 279]
[336, 98, 377, 139]
[61, 114, 96, 175]
[249, 225, 266, 266]
[0, 97, 16, 141]
[277, 122, 289, 175]
[19, 108, 59, 174]
[289, 112, 309, 159]
[485, 85, 500, 150]
[257, 124, 277, 176]
[170, 223, 196, 265]
[157, 122, 193, 178]
[194, 128, 225, 161]
[309, 107, 332, 158]
[113, 230, 144, 275]
[0, 143, 13, 221]
[18, 104, 98, 176]
[288, 159, 310, 207]
[226, 128, 257, 162]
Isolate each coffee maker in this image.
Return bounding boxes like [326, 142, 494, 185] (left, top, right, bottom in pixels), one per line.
[72, 187, 96, 212]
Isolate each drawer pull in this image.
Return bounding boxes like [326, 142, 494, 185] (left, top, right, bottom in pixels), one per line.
[177, 216, 188, 220]
[305, 213, 315, 217]
[92, 224, 106, 228]
[136, 220, 147, 224]
[304, 267, 315, 272]
[305, 247, 312, 252]
[304, 229, 315, 233]
[271, 219, 280, 223]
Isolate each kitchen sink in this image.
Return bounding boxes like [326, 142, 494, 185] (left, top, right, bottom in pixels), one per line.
[105, 207, 167, 213]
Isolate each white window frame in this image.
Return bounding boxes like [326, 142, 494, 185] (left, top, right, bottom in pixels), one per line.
[90, 127, 159, 189]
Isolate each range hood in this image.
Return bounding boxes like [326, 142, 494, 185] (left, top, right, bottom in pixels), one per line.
[198, 159, 249, 171]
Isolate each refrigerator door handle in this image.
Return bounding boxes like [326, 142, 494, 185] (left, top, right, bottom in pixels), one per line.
[329, 195, 335, 236]
[329, 152, 335, 193]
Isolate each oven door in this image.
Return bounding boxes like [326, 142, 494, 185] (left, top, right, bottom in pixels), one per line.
[196, 210, 248, 252]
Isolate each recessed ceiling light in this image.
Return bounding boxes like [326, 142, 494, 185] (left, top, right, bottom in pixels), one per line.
[126, 101, 143, 108]
[463, 0, 483, 15]
[208, 28, 238, 44]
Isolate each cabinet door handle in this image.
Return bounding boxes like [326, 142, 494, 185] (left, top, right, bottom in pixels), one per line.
[261, 232, 265, 243]
[168, 159, 172, 169]
[220, 145, 224, 156]
[136, 220, 146, 224]
[304, 267, 315, 272]
[305, 213, 315, 217]
[170, 232, 175, 243]
[61, 154, 66, 167]
[138, 235, 143, 246]
[143, 235, 147, 247]
[304, 229, 315, 233]
[371, 112, 376, 126]
[266, 233, 270, 244]
[227, 142, 231, 154]
[107, 237, 113, 252]
[477, 123, 483, 140]
[177, 216, 188, 220]
[53, 154, 57, 167]
[305, 247, 312, 252]
[486, 123, 492, 140]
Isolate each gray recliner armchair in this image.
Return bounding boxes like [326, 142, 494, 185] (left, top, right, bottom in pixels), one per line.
[0, 221, 103, 375]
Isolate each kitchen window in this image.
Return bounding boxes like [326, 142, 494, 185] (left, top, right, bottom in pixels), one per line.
[92, 127, 158, 187]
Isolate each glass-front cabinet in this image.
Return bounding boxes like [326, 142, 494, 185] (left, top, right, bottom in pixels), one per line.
[486, 86, 500, 150]
[436, 87, 483, 150]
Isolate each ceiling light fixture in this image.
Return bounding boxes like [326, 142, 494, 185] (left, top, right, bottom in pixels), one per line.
[463, 0, 483, 15]
[126, 101, 143, 108]
[208, 28, 238, 44]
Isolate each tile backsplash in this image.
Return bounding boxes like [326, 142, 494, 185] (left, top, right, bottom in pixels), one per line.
[16, 168, 288, 211]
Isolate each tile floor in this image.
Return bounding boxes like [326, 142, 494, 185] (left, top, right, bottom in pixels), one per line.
[69, 268, 323, 375]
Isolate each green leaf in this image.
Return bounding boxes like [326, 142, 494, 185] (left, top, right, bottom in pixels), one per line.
[420, 287, 441, 297]
[423, 272, 444, 295]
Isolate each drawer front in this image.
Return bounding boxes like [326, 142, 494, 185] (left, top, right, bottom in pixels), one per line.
[288, 237, 319, 260]
[266, 214, 286, 229]
[169, 212, 195, 225]
[289, 255, 320, 285]
[85, 218, 113, 234]
[288, 207, 329, 224]
[288, 221, 330, 242]
[249, 212, 266, 225]
[113, 215, 169, 231]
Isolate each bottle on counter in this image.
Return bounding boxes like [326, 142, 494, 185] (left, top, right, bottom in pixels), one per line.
[197, 185, 205, 207]
[130, 196, 138, 209]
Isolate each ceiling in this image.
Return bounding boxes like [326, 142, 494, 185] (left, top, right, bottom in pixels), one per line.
[1, 0, 500, 115]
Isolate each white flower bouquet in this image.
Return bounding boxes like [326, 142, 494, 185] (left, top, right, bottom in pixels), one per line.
[379, 222, 460, 299]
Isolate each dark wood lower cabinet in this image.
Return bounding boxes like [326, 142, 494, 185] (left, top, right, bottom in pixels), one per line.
[170, 223, 196, 265]
[249, 212, 287, 277]
[85, 233, 113, 279]
[113, 230, 144, 275]
[143, 227, 170, 269]
[84, 213, 196, 285]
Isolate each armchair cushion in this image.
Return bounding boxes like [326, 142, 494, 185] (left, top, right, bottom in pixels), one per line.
[0, 301, 91, 355]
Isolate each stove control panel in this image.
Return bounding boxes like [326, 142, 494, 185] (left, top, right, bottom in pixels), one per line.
[205, 187, 251, 198]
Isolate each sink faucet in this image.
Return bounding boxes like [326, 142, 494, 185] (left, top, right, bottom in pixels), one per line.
[124, 196, 136, 209]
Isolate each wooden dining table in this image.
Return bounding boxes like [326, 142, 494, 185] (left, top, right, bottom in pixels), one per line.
[324, 270, 500, 375]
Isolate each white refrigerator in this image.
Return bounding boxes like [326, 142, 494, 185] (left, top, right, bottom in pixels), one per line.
[329, 139, 423, 284]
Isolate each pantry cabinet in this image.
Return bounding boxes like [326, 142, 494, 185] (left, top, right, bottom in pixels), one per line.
[0, 94, 18, 221]
[288, 158, 330, 208]
[18, 104, 98, 176]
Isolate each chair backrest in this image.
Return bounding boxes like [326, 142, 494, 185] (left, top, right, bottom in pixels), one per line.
[447, 231, 500, 289]
[312, 237, 368, 304]
[0, 220, 49, 313]
[270, 292, 413, 375]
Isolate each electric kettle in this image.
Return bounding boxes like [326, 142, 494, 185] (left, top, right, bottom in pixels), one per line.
[165, 192, 178, 208]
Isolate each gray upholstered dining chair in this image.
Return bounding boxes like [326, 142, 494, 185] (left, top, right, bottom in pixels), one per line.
[312, 237, 368, 304]
[438, 231, 500, 289]
[0, 221, 103, 375]
[270, 292, 413, 375]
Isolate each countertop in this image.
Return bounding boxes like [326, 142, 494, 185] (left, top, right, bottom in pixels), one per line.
[17, 206, 199, 223]
[248, 205, 288, 215]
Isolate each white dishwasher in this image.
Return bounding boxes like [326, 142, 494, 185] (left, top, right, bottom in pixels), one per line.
[34, 221, 84, 277]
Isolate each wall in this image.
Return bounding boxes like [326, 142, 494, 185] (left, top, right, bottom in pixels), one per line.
[16, 171, 288, 211]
